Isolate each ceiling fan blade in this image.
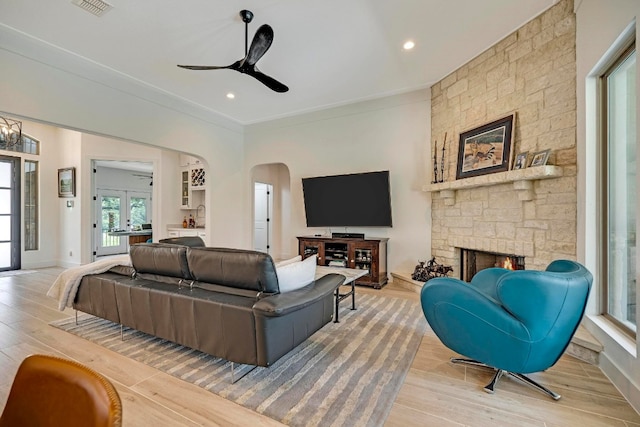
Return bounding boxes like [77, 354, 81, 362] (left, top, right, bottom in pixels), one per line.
[177, 64, 233, 71]
[247, 68, 289, 93]
[177, 14, 288, 93]
[244, 24, 274, 67]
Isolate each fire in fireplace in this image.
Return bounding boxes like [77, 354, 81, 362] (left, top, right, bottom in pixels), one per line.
[460, 248, 525, 282]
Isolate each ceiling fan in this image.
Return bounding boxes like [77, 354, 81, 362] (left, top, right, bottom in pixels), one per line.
[178, 10, 289, 93]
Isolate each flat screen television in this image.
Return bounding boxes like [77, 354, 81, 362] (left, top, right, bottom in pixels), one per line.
[302, 171, 392, 227]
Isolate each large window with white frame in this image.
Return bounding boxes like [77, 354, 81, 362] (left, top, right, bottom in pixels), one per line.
[600, 42, 636, 337]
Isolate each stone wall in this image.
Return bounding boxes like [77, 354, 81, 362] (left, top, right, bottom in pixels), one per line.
[429, 0, 577, 273]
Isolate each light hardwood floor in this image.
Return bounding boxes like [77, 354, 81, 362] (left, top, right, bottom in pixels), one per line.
[0, 267, 639, 426]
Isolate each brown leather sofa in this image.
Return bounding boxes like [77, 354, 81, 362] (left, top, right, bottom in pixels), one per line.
[73, 243, 344, 367]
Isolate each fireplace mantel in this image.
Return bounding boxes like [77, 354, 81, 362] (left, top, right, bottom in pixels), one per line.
[422, 165, 563, 205]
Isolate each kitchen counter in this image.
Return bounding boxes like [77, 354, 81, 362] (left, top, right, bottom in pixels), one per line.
[108, 230, 152, 245]
[166, 226, 206, 241]
[107, 230, 153, 236]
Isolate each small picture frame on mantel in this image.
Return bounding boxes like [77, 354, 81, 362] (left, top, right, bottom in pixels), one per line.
[514, 152, 528, 170]
[530, 149, 551, 167]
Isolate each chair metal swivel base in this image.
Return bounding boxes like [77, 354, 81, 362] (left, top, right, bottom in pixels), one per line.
[450, 358, 561, 401]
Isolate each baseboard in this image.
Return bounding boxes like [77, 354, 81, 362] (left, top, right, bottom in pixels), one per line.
[21, 260, 59, 269]
[599, 352, 640, 414]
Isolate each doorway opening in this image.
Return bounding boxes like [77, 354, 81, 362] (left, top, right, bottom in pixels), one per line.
[92, 160, 152, 258]
[250, 163, 291, 260]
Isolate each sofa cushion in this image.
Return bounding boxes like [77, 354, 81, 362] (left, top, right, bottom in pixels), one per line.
[276, 255, 317, 293]
[130, 243, 190, 279]
[187, 247, 279, 294]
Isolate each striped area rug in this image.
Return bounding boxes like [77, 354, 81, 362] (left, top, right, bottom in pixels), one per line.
[50, 293, 427, 427]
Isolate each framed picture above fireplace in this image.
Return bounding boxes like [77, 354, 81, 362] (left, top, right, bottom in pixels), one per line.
[455, 113, 515, 179]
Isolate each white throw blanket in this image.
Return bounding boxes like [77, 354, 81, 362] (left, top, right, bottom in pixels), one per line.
[47, 254, 132, 311]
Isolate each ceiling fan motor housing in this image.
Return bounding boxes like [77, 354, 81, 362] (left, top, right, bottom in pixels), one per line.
[240, 10, 253, 23]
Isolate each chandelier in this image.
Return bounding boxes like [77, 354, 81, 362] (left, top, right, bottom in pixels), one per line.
[0, 116, 22, 147]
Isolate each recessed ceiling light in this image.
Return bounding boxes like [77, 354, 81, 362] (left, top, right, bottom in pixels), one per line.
[403, 40, 415, 50]
[226, 92, 235, 99]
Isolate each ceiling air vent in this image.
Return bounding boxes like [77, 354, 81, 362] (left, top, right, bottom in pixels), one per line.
[72, 0, 113, 17]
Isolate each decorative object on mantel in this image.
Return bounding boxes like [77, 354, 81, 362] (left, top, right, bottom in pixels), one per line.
[440, 132, 447, 183]
[0, 115, 22, 148]
[432, 132, 450, 183]
[530, 149, 551, 167]
[456, 113, 515, 180]
[514, 151, 529, 170]
[411, 257, 453, 282]
[432, 140, 439, 183]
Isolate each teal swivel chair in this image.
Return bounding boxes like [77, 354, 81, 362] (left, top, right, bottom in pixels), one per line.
[420, 259, 592, 400]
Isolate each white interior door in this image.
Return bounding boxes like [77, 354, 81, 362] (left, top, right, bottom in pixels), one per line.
[254, 183, 272, 253]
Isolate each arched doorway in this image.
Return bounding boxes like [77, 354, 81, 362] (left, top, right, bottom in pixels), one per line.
[250, 163, 291, 260]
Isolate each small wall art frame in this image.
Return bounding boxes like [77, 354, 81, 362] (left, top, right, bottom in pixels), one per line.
[514, 152, 529, 170]
[456, 113, 515, 179]
[530, 149, 551, 167]
[58, 167, 76, 198]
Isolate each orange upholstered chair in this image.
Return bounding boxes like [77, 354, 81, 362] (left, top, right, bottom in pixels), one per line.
[0, 354, 122, 427]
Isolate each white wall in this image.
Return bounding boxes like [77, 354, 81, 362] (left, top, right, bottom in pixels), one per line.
[15, 121, 61, 269]
[56, 128, 82, 268]
[575, 0, 640, 411]
[244, 91, 432, 274]
[0, 27, 246, 253]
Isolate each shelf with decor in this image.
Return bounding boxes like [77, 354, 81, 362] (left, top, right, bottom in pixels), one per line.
[297, 236, 388, 289]
[422, 165, 563, 204]
[180, 164, 206, 210]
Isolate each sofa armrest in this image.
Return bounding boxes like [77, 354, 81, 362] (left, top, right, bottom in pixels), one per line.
[253, 273, 345, 317]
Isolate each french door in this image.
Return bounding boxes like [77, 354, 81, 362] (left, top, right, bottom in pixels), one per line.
[95, 189, 151, 256]
[0, 156, 20, 271]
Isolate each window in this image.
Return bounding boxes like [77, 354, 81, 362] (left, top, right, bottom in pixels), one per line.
[129, 196, 148, 229]
[0, 133, 39, 155]
[24, 160, 38, 250]
[601, 43, 636, 336]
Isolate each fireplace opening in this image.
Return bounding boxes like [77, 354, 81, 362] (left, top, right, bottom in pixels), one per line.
[460, 248, 525, 282]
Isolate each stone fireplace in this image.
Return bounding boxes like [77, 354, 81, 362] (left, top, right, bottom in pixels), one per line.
[426, 166, 575, 278]
[426, 0, 578, 276]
